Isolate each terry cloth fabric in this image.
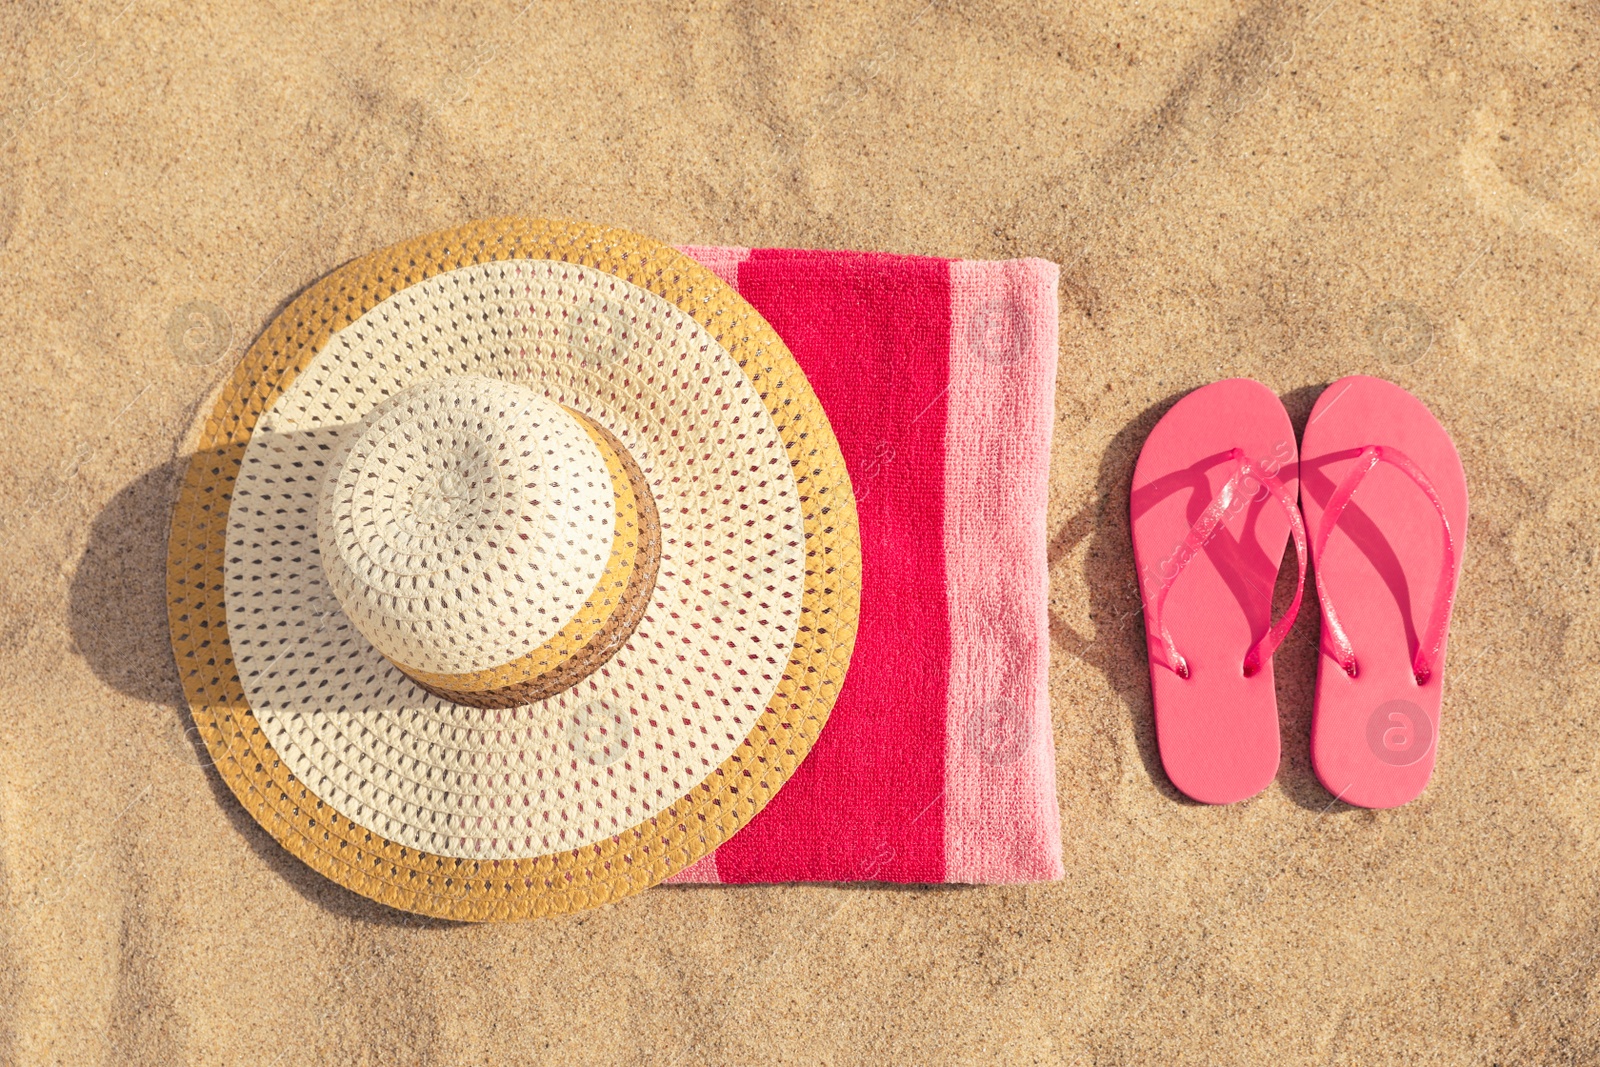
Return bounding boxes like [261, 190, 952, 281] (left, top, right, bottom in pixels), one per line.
[666, 246, 1064, 885]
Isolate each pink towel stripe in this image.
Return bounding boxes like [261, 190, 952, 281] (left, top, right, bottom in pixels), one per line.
[676, 244, 749, 288]
[712, 249, 953, 883]
[670, 851, 721, 884]
[943, 259, 1065, 884]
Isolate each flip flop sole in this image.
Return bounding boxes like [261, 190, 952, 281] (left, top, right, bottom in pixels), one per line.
[1301, 376, 1468, 809]
[1131, 379, 1298, 804]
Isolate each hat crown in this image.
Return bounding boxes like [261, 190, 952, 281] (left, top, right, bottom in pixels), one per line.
[316, 374, 617, 678]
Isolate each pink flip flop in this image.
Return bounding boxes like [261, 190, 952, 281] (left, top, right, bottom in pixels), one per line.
[1300, 376, 1467, 809]
[1131, 379, 1306, 804]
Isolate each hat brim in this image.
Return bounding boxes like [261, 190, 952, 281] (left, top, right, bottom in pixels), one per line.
[166, 219, 862, 920]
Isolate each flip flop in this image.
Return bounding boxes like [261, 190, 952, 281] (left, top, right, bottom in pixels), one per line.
[1131, 379, 1307, 804]
[1300, 376, 1467, 809]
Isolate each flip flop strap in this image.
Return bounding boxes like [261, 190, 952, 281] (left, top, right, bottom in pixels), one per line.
[1312, 445, 1458, 684]
[1151, 449, 1308, 680]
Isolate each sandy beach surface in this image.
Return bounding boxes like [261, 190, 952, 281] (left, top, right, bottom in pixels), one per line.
[3, 1, 1598, 1063]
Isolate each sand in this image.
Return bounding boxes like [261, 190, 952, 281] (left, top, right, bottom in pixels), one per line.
[3, 1, 1599, 1063]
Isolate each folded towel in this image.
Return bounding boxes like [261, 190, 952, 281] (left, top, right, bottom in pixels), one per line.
[667, 246, 1064, 885]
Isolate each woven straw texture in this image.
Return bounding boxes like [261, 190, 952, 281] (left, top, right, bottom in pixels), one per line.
[166, 218, 862, 920]
[391, 405, 662, 708]
[317, 375, 620, 677]
[315, 375, 663, 707]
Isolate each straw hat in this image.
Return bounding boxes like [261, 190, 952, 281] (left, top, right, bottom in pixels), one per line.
[167, 219, 861, 919]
